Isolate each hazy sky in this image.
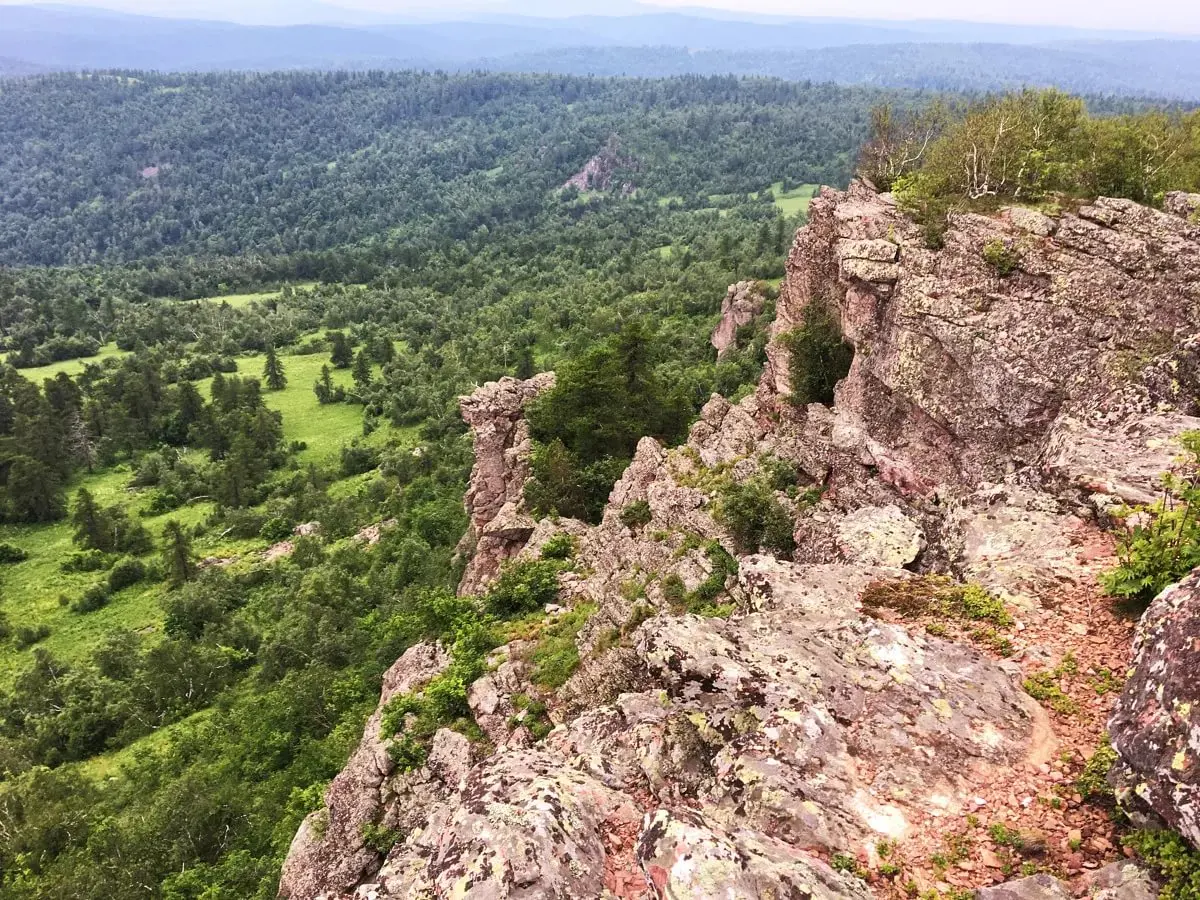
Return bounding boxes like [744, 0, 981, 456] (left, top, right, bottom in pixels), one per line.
[4, 0, 1199, 32]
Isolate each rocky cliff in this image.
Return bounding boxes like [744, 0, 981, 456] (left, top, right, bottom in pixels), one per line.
[280, 184, 1200, 900]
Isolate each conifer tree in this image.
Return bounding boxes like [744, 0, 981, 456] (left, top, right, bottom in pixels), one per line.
[71, 487, 112, 551]
[162, 520, 195, 587]
[314, 365, 335, 404]
[351, 350, 372, 388]
[263, 345, 287, 391]
[328, 331, 352, 368]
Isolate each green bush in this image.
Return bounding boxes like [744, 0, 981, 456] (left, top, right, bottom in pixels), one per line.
[619, 500, 652, 530]
[1125, 830, 1200, 900]
[259, 516, 293, 542]
[13, 623, 50, 648]
[530, 603, 596, 689]
[0, 542, 28, 564]
[1102, 432, 1200, 608]
[714, 479, 796, 558]
[778, 300, 853, 407]
[71, 584, 112, 614]
[107, 556, 147, 592]
[982, 239, 1021, 276]
[484, 559, 563, 617]
[539, 532, 576, 561]
[60, 549, 112, 573]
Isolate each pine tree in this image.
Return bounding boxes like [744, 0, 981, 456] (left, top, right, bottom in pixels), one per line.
[371, 334, 396, 365]
[328, 331, 352, 368]
[314, 365, 335, 404]
[162, 520, 195, 587]
[351, 350, 372, 388]
[71, 487, 112, 551]
[263, 345, 287, 391]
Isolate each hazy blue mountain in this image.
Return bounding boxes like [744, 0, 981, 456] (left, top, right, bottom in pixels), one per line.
[1, 4, 1198, 100]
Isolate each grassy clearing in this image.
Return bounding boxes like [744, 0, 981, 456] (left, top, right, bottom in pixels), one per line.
[766, 182, 819, 217]
[0, 461, 251, 684]
[215, 348, 391, 463]
[0, 343, 404, 684]
[197, 282, 317, 308]
[3, 342, 127, 381]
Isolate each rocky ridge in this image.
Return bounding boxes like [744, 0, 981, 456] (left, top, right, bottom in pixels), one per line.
[279, 183, 1200, 899]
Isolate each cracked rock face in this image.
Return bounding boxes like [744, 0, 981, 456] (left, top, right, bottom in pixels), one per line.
[457, 372, 555, 595]
[1109, 568, 1200, 847]
[766, 181, 1200, 490]
[710, 280, 767, 358]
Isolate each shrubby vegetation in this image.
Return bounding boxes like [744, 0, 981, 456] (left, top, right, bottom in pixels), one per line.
[860, 89, 1200, 244]
[779, 299, 855, 406]
[1102, 432, 1200, 608]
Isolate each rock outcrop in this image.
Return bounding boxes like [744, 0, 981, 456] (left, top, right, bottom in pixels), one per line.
[1109, 568, 1200, 846]
[456, 372, 555, 595]
[563, 135, 638, 194]
[710, 280, 766, 357]
[278, 643, 458, 900]
[283, 183, 1200, 899]
[765, 181, 1200, 491]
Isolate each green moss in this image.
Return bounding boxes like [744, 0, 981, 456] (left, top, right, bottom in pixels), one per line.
[863, 576, 1012, 627]
[1023, 654, 1080, 716]
[1077, 735, 1119, 800]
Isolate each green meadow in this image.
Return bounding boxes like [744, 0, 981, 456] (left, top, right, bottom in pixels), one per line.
[0, 336, 405, 685]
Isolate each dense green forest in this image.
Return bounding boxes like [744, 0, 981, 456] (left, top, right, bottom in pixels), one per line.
[0, 70, 836, 898]
[0, 71, 874, 267]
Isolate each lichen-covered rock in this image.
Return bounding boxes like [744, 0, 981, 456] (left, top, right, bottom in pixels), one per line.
[836, 504, 925, 567]
[945, 484, 1092, 604]
[1165, 191, 1200, 220]
[360, 749, 642, 898]
[638, 566, 1049, 853]
[765, 181, 1200, 490]
[1108, 568, 1200, 847]
[638, 808, 871, 900]
[457, 372, 555, 595]
[976, 873, 1074, 900]
[977, 862, 1160, 900]
[1042, 413, 1200, 507]
[278, 643, 451, 900]
[711, 280, 766, 358]
[1086, 861, 1162, 900]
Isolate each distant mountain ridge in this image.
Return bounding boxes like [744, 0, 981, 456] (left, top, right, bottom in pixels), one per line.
[2, 4, 1199, 100]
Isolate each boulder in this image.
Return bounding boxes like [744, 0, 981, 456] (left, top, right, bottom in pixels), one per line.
[638, 808, 871, 900]
[1108, 568, 1200, 847]
[836, 504, 925, 567]
[360, 750, 642, 898]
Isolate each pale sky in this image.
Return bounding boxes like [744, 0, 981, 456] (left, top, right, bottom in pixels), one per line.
[4, 0, 1198, 33]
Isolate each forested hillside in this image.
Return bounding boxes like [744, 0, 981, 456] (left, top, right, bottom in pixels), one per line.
[0, 72, 873, 267]
[0, 70, 839, 898]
